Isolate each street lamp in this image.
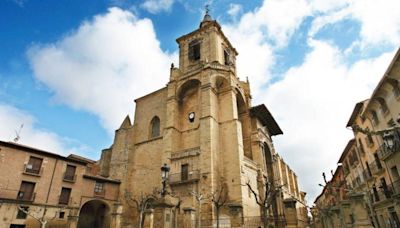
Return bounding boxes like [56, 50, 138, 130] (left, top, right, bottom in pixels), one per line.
[161, 163, 170, 196]
[383, 131, 395, 149]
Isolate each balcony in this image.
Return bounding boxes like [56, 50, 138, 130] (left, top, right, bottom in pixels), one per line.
[392, 179, 400, 196]
[16, 191, 36, 202]
[378, 131, 400, 160]
[372, 186, 394, 203]
[369, 160, 384, 175]
[352, 176, 363, 188]
[362, 169, 373, 181]
[169, 170, 200, 185]
[23, 164, 42, 176]
[58, 195, 71, 205]
[63, 173, 77, 183]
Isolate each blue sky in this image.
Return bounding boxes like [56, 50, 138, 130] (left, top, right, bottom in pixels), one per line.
[1, 0, 400, 203]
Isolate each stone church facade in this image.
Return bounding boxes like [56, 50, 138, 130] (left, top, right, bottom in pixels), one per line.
[99, 13, 308, 228]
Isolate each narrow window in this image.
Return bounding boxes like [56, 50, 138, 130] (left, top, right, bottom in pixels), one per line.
[374, 153, 382, 169]
[371, 110, 379, 125]
[16, 206, 28, 219]
[181, 164, 189, 181]
[59, 187, 71, 205]
[26, 156, 43, 174]
[224, 49, 230, 65]
[64, 165, 76, 181]
[150, 116, 160, 138]
[59, 211, 65, 219]
[358, 139, 365, 154]
[17, 181, 35, 201]
[189, 40, 201, 61]
[377, 97, 389, 114]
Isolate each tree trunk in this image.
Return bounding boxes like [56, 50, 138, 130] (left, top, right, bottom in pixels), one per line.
[263, 208, 269, 228]
[216, 207, 220, 228]
[139, 211, 144, 228]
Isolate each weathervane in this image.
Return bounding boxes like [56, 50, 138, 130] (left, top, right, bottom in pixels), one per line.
[205, 4, 210, 15]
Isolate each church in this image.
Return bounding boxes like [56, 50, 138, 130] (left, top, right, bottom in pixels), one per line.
[99, 11, 308, 228]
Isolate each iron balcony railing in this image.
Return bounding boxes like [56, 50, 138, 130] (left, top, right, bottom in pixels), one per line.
[169, 170, 200, 185]
[17, 191, 36, 202]
[369, 160, 383, 175]
[23, 164, 43, 176]
[372, 186, 394, 203]
[362, 169, 373, 181]
[391, 179, 400, 195]
[63, 172, 77, 183]
[378, 132, 400, 160]
[58, 195, 71, 205]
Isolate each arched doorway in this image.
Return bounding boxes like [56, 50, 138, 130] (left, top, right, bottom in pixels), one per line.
[77, 200, 111, 228]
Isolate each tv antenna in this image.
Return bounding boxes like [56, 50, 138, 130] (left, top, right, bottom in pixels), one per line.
[13, 124, 24, 143]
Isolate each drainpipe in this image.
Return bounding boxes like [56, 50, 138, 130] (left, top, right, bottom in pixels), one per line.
[42, 158, 59, 224]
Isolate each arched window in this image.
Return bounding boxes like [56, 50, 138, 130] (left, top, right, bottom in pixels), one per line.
[150, 116, 160, 138]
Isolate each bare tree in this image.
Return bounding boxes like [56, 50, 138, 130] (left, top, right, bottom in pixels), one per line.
[210, 183, 228, 228]
[244, 177, 281, 228]
[125, 191, 156, 228]
[190, 190, 205, 228]
[17, 204, 67, 228]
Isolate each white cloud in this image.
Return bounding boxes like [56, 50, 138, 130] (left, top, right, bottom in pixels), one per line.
[0, 104, 87, 156]
[264, 40, 395, 202]
[28, 7, 177, 133]
[309, 0, 400, 48]
[227, 3, 242, 18]
[141, 0, 174, 14]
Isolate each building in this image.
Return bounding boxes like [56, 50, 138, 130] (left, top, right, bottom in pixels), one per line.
[0, 12, 308, 228]
[98, 12, 308, 228]
[312, 48, 400, 228]
[0, 140, 121, 228]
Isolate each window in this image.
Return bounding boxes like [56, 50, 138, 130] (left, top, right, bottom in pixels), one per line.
[224, 49, 230, 65]
[391, 166, 400, 181]
[181, 164, 189, 181]
[188, 40, 200, 61]
[16, 206, 28, 219]
[376, 97, 389, 114]
[358, 139, 365, 154]
[374, 153, 382, 169]
[59, 211, 65, 219]
[371, 110, 379, 126]
[64, 165, 76, 181]
[17, 181, 35, 201]
[388, 119, 396, 128]
[366, 129, 374, 146]
[94, 182, 104, 193]
[59, 187, 71, 205]
[25, 156, 42, 174]
[150, 116, 160, 138]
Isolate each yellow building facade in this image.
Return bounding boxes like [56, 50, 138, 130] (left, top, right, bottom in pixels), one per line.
[313, 49, 400, 228]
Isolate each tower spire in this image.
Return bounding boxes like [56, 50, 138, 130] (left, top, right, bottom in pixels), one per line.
[200, 4, 213, 27]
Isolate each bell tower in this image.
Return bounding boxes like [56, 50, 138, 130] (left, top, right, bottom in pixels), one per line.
[174, 9, 238, 75]
[163, 8, 254, 226]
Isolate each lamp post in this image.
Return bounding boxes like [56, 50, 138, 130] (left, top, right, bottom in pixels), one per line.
[161, 163, 170, 197]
